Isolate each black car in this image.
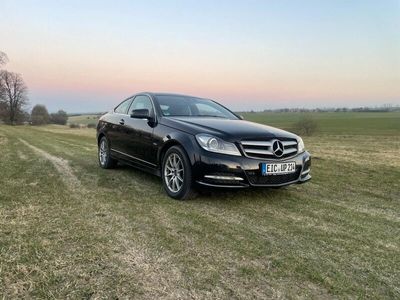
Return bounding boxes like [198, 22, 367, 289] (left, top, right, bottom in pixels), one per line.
[97, 93, 311, 200]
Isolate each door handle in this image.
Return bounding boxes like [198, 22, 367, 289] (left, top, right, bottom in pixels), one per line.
[119, 119, 125, 125]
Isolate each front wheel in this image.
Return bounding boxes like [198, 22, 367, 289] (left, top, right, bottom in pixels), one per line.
[162, 146, 194, 200]
[98, 136, 117, 169]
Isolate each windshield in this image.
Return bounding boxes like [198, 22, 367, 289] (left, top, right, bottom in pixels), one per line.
[155, 95, 238, 119]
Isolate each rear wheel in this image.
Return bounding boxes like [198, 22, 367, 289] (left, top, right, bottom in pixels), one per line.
[98, 136, 117, 169]
[162, 146, 193, 200]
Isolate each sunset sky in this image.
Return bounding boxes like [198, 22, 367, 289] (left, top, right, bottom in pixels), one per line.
[1, 0, 399, 112]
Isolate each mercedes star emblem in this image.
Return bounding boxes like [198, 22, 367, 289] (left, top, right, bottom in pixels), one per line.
[272, 140, 284, 157]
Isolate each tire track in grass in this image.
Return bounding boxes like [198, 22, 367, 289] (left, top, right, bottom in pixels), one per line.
[18, 138, 82, 190]
[16, 137, 180, 296]
[0, 134, 8, 145]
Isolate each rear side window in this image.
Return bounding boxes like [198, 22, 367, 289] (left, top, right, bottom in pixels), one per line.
[114, 98, 132, 114]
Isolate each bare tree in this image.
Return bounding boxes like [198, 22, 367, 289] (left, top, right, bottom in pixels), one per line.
[0, 70, 29, 124]
[0, 51, 9, 68]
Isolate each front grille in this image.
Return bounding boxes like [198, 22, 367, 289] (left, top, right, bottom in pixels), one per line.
[246, 167, 301, 185]
[241, 138, 298, 159]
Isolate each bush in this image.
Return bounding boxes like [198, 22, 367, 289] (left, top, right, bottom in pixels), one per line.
[50, 110, 68, 125]
[69, 123, 79, 128]
[87, 123, 96, 129]
[31, 105, 50, 125]
[293, 115, 319, 136]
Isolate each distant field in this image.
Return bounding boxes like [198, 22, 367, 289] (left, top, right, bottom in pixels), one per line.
[242, 111, 400, 135]
[1, 113, 399, 298]
[68, 114, 102, 125]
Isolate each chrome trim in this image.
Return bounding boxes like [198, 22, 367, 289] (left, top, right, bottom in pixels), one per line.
[283, 148, 297, 155]
[196, 181, 248, 188]
[243, 148, 273, 155]
[110, 148, 157, 167]
[298, 174, 312, 183]
[204, 175, 244, 181]
[240, 139, 298, 159]
[282, 141, 297, 146]
[301, 169, 310, 176]
[241, 141, 272, 146]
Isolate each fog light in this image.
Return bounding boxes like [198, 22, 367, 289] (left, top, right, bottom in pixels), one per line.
[204, 175, 244, 181]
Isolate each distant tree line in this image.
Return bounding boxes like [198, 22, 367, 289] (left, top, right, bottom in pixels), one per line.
[30, 105, 68, 125]
[257, 105, 400, 113]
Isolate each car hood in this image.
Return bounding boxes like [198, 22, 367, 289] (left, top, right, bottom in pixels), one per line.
[161, 117, 298, 141]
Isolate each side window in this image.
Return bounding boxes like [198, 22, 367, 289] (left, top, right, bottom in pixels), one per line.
[114, 98, 133, 114]
[129, 95, 153, 114]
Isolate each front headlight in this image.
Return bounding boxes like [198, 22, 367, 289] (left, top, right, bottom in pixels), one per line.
[196, 134, 241, 156]
[297, 137, 305, 153]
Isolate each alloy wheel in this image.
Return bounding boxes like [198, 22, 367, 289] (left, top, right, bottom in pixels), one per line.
[164, 153, 184, 193]
[99, 139, 107, 166]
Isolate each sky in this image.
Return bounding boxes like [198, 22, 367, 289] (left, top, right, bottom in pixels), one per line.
[1, 0, 399, 112]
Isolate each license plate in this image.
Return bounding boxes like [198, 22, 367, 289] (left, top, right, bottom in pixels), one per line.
[261, 162, 296, 175]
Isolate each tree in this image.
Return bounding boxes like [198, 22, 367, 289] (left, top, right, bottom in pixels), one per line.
[31, 104, 50, 125]
[0, 51, 8, 68]
[0, 70, 29, 124]
[50, 110, 68, 125]
[0, 101, 7, 122]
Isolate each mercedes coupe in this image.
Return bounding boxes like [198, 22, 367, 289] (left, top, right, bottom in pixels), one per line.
[97, 93, 311, 200]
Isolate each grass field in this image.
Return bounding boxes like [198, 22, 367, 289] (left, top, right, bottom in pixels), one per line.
[242, 111, 400, 135]
[1, 113, 399, 298]
[68, 114, 102, 126]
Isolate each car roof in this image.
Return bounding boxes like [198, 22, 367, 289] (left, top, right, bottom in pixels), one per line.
[143, 92, 206, 99]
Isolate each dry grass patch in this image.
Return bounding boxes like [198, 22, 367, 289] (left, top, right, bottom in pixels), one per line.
[0, 134, 8, 145]
[308, 135, 400, 167]
[31, 124, 97, 138]
[18, 138, 81, 190]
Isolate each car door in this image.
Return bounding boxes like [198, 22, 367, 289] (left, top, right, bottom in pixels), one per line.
[107, 97, 133, 152]
[121, 95, 157, 167]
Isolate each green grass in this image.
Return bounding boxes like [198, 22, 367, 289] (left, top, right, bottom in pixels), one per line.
[68, 114, 101, 125]
[242, 111, 400, 135]
[0, 113, 399, 298]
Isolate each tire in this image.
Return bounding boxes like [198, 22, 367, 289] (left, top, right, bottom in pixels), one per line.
[98, 136, 117, 169]
[162, 146, 194, 200]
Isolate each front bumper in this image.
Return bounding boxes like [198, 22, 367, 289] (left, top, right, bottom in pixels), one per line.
[193, 149, 311, 188]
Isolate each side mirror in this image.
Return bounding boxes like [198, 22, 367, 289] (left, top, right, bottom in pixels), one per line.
[239, 115, 244, 120]
[131, 108, 150, 119]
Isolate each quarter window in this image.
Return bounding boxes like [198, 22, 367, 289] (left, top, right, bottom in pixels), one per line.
[114, 98, 133, 114]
